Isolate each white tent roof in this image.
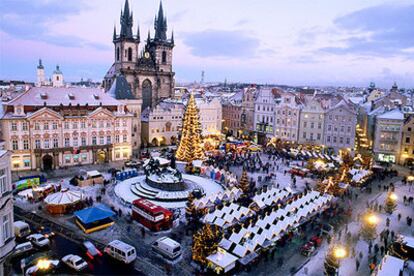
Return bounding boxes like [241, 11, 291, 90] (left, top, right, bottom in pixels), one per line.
[44, 189, 83, 205]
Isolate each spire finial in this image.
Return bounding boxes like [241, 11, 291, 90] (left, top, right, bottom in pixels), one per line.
[171, 30, 174, 45]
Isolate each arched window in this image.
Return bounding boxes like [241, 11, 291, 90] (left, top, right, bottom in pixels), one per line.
[56, 76, 59, 81]
[162, 51, 167, 63]
[128, 47, 132, 61]
[116, 47, 120, 61]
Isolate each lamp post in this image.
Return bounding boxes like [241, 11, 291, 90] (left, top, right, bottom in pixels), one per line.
[324, 245, 347, 276]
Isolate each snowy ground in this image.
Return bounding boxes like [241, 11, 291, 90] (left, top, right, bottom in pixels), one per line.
[296, 177, 414, 276]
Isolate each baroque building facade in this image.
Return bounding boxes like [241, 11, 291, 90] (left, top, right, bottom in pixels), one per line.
[0, 148, 14, 275]
[273, 91, 302, 142]
[103, 0, 175, 151]
[0, 87, 133, 171]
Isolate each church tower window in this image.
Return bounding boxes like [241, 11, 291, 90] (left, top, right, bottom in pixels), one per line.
[128, 47, 132, 61]
[162, 51, 167, 64]
[116, 47, 120, 61]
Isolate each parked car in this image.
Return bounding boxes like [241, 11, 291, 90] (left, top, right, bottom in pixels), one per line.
[27, 234, 50, 248]
[82, 241, 102, 260]
[14, 221, 31, 238]
[151, 237, 182, 259]
[104, 240, 136, 264]
[62, 254, 88, 271]
[12, 242, 34, 257]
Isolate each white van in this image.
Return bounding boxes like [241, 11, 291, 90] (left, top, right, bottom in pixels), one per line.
[104, 240, 136, 264]
[151, 237, 181, 259]
[14, 221, 31, 238]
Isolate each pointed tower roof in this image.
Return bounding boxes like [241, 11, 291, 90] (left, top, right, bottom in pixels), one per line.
[171, 30, 174, 45]
[37, 59, 44, 70]
[154, 1, 167, 41]
[113, 25, 117, 42]
[136, 24, 140, 42]
[120, 0, 133, 39]
[53, 65, 62, 74]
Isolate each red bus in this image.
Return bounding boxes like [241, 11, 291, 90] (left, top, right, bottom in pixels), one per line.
[131, 199, 173, 231]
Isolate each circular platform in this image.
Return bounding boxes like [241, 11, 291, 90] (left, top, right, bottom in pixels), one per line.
[114, 174, 224, 208]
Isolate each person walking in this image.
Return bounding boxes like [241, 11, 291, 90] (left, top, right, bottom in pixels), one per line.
[356, 259, 360, 271]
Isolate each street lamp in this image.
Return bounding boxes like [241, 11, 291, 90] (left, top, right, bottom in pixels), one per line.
[324, 245, 347, 276]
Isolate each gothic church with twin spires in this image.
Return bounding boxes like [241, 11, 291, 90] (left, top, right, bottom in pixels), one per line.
[104, 0, 175, 151]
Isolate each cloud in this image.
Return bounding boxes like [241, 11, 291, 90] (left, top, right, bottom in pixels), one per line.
[182, 30, 260, 58]
[319, 3, 414, 59]
[0, 0, 108, 50]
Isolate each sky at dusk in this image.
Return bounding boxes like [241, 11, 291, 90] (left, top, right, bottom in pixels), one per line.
[0, 0, 413, 87]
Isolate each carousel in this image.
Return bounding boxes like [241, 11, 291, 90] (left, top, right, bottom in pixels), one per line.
[44, 188, 84, 215]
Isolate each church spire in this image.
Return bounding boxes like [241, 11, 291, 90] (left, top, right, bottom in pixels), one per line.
[154, 1, 167, 41]
[120, 0, 133, 39]
[113, 25, 117, 42]
[136, 24, 140, 42]
[170, 30, 174, 45]
[37, 58, 44, 69]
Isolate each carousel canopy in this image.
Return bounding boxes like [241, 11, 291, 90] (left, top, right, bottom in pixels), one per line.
[44, 189, 83, 205]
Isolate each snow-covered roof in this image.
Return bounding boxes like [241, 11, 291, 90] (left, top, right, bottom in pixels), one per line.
[207, 250, 238, 268]
[377, 109, 404, 120]
[375, 255, 404, 276]
[44, 189, 83, 205]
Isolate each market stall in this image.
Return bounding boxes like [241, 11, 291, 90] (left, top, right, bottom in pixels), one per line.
[74, 204, 115, 233]
[44, 188, 84, 215]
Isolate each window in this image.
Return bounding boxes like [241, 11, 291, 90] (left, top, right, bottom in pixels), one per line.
[310, 122, 314, 129]
[81, 121, 86, 128]
[11, 122, 17, 131]
[116, 47, 120, 61]
[303, 122, 307, 128]
[52, 122, 58, 129]
[318, 122, 321, 129]
[24, 159, 30, 167]
[72, 122, 78, 129]
[73, 155, 79, 163]
[99, 136, 104, 145]
[2, 214, 12, 241]
[406, 137, 410, 143]
[333, 137, 337, 143]
[81, 153, 87, 162]
[115, 135, 120, 143]
[65, 138, 70, 147]
[346, 137, 350, 144]
[327, 136, 331, 142]
[65, 155, 71, 164]
[44, 139, 49, 149]
[92, 136, 97, 145]
[44, 122, 49, 130]
[122, 120, 127, 127]
[317, 133, 321, 140]
[123, 135, 127, 142]
[107, 136, 111, 144]
[339, 137, 343, 144]
[99, 121, 104, 128]
[162, 51, 167, 63]
[127, 47, 132, 61]
[115, 120, 120, 127]
[12, 140, 18, 150]
[81, 137, 86, 146]
[92, 121, 97, 128]
[73, 137, 78, 147]
[22, 122, 28, 131]
[35, 122, 40, 130]
[23, 140, 29, 150]
[64, 122, 69, 129]
[0, 169, 8, 194]
[303, 132, 306, 139]
[106, 122, 111, 128]
[341, 126, 344, 132]
[408, 127, 412, 132]
[53, 138, 59, 148]
[35, 140, 41, 149]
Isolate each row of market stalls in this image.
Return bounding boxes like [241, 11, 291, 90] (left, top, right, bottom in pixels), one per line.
[193, 187, 243, 210]
[205, 191, 333, 273]
[283, 148, 342, 163]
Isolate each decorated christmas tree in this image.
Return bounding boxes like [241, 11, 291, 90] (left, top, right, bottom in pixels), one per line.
[384, 192, 397, 214]
[192, 224, 222, 266]
[238, 169, 250, 195]
[324, 250, 340, 276]
[324, 246, 346, 276]
[186, 192, 197, 221]
[360, 211, 378, 240]
[176, 93, 205, 162]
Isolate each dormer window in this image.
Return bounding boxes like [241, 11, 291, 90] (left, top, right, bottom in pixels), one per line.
[40, 93, 48, 99]
[93, 94, 99, 100]
[68, 93, 75, 100]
